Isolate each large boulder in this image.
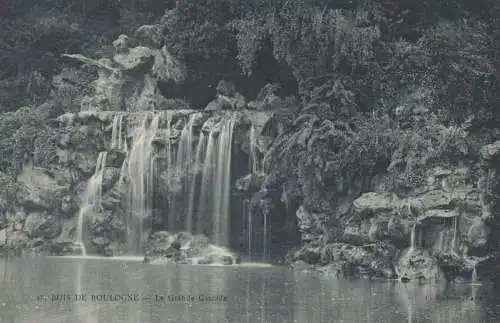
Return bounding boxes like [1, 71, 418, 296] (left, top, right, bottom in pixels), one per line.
[105, 150, 126, 168]
[17, 184, 51, 211]
[352, 192, 401, 218]
[296, 205, 328, 242]
[411, 190, 455, 210]
[22, 211, 61, 239]
[144, 231, 237, 265]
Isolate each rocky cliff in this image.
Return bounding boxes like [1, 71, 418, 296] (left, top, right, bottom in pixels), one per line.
[1, 1, 500, 285]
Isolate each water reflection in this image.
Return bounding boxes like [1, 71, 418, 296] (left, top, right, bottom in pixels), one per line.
[0, 258, 499, 322]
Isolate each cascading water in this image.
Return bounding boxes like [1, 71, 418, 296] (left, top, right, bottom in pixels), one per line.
[451, 216, 458, 253]
[185, 133, 206, 233]
[248, 124, 266, 259]
[213, 116, 236, 247]
[263, 211, 268, 260]
[75, 151, 108, 256]
[248, 206, 253, 260]
[124, 112, 162, 254]
[111, 113, 125, 151]
[409, 222, 417, 251]
[170, 114, 195, 229]
[471, 265, 478, 284]
[162, 113, 175, 231]
[117, 111, 240, 253]
[249, 124, 260, 174]
[196, 115, 236, 247]
[197, 128, 216, 235]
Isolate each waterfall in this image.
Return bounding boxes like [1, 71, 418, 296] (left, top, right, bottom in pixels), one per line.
[471, 265, 478, 284]
[124, 113, 162, 254]
[163, 113, 175, 231]
[197, 115, 236, 247]
[263, 212, 268, 260]
[197, 128, 216, 235]
[176, 114, 195, 171]
[111, 113, 125, 151]
[116, 111, 238, 252]
[248, 205, 253, 261]
[249, 124, 260, 174]
[171, 114, 195, 230]
[213, 116, 236, 247]
[186, 133, 206, 233]
[409, 222, 417, 251]
[75, 151, 108, 256]
[451, 216, 458, 253]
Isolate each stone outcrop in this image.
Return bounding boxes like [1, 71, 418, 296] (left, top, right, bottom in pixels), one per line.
[63, 33, 188, 113]
[144, 231, 238, 265]
[283, 140, 500, 284]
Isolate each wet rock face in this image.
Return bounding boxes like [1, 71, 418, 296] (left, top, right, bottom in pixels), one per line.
[102, 167, 121, 193]
[284, 155, 500, 282]
[106, 150, 126, 168]
[85, 208, 126, 253]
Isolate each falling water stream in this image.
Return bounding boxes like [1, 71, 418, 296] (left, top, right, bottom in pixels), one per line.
[471, 265, 478, 284]
[124, 113, 162, 254]
[111, 113, 125, 151]
[451, 216, 458, 253]
[186, 133, 206, 233]
[249, 124, 260, 174]
[75, 151, 108, 256]
[248, 124, 262, 259]
[409, 223, 417, 251]
[197, 128, 216, 236]
[263, 212, 268, 260]
[194, 115, 236, 246]
[77, 110, 262, 256]
[212, 116, 236, 247]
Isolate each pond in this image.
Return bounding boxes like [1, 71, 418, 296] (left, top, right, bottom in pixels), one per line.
[0, 256, 498, 322]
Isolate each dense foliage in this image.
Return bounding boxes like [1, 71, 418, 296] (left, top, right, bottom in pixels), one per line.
[1, 0, 500, 208]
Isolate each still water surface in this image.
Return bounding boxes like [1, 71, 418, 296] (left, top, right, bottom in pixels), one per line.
[0, 257, 499, 322]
